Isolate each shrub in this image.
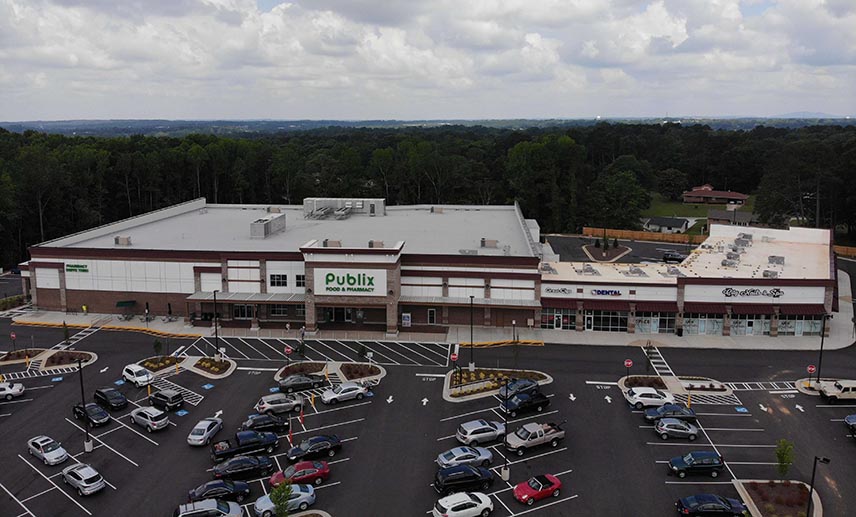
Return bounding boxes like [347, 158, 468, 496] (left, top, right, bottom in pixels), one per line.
[764, 503, 775, 512]
[759, 491, 771, 502]
[594, 239, 600, 248]
[774, 495, 785, 505]
[613, 238, 619, 248]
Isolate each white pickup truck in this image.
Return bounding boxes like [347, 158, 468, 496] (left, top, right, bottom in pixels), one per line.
[504, 421, 565, 457]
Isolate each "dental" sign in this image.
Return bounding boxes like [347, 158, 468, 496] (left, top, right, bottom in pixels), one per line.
[314, 268, 387, 297]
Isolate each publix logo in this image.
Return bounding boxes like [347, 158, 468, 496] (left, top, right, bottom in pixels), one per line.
[591, 289, 622, 296]
[324, 272, 377, 293]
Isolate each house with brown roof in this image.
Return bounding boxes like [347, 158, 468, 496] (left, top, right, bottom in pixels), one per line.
[682, 184, 748, 205]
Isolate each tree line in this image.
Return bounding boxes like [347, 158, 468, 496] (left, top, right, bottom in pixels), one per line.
[0, 123, 854, 267]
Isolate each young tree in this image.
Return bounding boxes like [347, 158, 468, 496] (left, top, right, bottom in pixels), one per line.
[775, 438, 795, 479]
[269, 482, 293, 517]
[153, 339, 163, 360]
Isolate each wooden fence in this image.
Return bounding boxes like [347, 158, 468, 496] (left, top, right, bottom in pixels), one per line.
[581, 227, 708, 245]
[834, 245, 856, 258]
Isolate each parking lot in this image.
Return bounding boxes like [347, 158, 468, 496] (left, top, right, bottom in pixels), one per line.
[2, 320, 855, 516]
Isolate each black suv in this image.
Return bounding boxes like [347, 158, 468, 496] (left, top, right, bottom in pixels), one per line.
[433, 465, 494, 496]
[644, 403, 697, 423]
[94, 387, 128, 410]
[187, 479, 251, 503]
[663, 250, 687, 264]
[286, 435, 342, 462]
[149, 389, 184, 411]
[239, 413, 290, 433]
[498, 378, 540, 399]
[668, 451, 725, 478]
[499, 392, 551, 418]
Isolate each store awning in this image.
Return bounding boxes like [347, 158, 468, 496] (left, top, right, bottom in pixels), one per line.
[779, 304, 827, 316]
[186, 292, 305, 303]
[541, 298, 580, 309]
[115, 300, 136, 308]
[731, 304, 775, 315]
[683, 302, 727, 314]
[585, 300, 631, 311]
[635, 302, 679, 313]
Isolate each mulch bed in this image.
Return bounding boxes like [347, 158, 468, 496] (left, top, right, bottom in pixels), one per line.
[0, 349, 44, 362]
[745, 480, 809, 517]
[45, 351, 91, 367]
[142, 356, 182, 372]
[194, 357, 231, 374]
[340, 363, 381, 380]
[582, 244, 630, 262]
[280, 362, 326, 375]
[449, 369, 548, 397]
[624, 376, 667, 389]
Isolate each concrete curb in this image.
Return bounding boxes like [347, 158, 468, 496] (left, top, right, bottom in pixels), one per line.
[179, 356, 237, 380]
[12, 319, 202, 339]
[618, 374, 732, 398]
[734, 479, 823, 517]
[38, 350, 98, 372]
[0, 348, 50, 367]
[442, 368, 554, 403]
[293, 511, 331, 517]
[272, 361, 388, 385]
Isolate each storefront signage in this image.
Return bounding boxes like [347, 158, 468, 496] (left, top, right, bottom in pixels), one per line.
[591, 289, 622, 296]
[545, 287, 574, 295]
[402, 313, 412, 328]
[65, 264, 89, 273]
[314, 268, 387, 297]
[722, 287, 784, 298]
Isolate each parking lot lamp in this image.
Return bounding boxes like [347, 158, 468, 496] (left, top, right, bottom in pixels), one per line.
[78, 358, 93, 453]
[807, 456, 830, 516]
[212, 290, 219, 359]
[500, 377, 510, 482]
[815, 313, 831, 384]
[469, 295, 475, 372]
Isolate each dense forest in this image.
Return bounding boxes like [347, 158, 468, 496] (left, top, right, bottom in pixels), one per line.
[0, 123, 854, 267]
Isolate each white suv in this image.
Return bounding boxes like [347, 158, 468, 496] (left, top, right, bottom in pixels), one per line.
[122, 364, 154, 387]
[432, 492, 493, 517]
[624, 387, 675, 409]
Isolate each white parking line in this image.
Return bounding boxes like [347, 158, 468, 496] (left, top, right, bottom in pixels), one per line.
[20, 486, 56, 503]
[302, 341, 335, 362]
[292, 418, 365, 436]
[436, 434, 457, 442]
[412, 342, 449, 360]
[373, 341, 421, 365]
[315, 340, 357, 362]
[23, 385, 55, 390]
[665, 481, 734, 485]
[695, 413, 753, 417]
[703, 428, 765, 432]
[18, 454, 92, 516]
[64, 418, 140, 467]
[512, 495, 579, 516]
[213, 337, 249, 359]
[491, 493, 514, 516]
[327, 457, 351, 465]
[489, 447, 568, 469]
[253, 338, 289, 359]
[236, 366, 280, 371]
[0, 481, 36, 517]
[0, 413, 11, 418]
[0, 398, 34, 405]
[355, 340, 399, 364]
[314, 481, 342, 490]
[508, 410, 559, 425]
[238, 338, 272, 360]
[440, 407, 493, 422]
[646, 442, 777, 448]
[109, 416, 160, 445]
[307, 400, 372, 417]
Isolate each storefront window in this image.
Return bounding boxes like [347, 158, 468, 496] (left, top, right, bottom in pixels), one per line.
[636, 312, 676, 334]
[732, 314, 770, 336]
[233, 304, 253, 319]
[591, 310, 628, 332]
[427, 309, 436, 325]
[540, 308, 575, 330]
[269, 304, 288, 317]
[779, 315, 822, 336]
[684, 313, 723, 335]
[295, 306, 306, 318]
[269, 274, 287, 287]
[296, 274, 306, 287]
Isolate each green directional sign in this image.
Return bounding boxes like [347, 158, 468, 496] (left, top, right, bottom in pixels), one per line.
[65, 264, 89, 273]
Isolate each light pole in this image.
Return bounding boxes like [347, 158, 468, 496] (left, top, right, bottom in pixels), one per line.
[815, 313, 831, 384]
[500, 377, 510, 482]
[469, 295, 475, 372]
[512, 320, 519, 371]
[212, 290, 219, 359]
[807, 456, 830, 516]
[78, 359, 93, 452]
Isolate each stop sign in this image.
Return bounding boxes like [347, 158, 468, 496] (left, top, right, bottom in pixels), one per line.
[450, 353, 458, 362]
[807, 364, 816, 374]
[10, 332, 15, 340]
[624, 359, 633, 368]
[284, 346, 293, 355]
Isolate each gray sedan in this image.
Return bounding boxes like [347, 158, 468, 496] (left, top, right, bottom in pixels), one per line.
[188, 417, 223, 446]
[62, 463, 106, 496]
[28, 435, 69, 466]
[655, 418, 699, 441]
[436, 446, 493, 468]
[253, 484, 315, 515]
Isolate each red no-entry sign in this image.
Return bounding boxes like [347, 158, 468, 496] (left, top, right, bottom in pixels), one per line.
[450, 353, 458, 362]
[624, 359, 633, 368]
[807, 364, 816, 374]
[10, 332, 15, 340]
[285, 346, 293, 356]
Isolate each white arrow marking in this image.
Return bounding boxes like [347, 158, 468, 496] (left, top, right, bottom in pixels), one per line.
[795, 404, 804, 413]
[605, 395, 612, 404]
[214, 410, 223, 418]
[569, 394, 576, 401]
[422, 397, 429, 406]
[759, 404, 769, 412]
[99, 367, 109, 373]
[386, 396, 394, 404]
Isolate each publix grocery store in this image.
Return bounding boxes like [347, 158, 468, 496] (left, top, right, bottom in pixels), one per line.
[20, 197, 837, 338]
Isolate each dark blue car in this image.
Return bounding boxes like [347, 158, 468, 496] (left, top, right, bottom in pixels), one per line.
[675, 494, 747, 515]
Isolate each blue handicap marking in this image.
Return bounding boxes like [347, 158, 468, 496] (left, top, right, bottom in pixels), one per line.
[364, 391, 374, 397]
[114, 379, 125, 386]
[51, 377, 64, 382]
[175, 410, 189, 417]
[269, 387, 280, 393]
[735, 406, 749, 413]
[202, 383, 214, 390]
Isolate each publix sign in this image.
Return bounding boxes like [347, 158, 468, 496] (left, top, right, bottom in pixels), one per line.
[314, 268, 387, 297]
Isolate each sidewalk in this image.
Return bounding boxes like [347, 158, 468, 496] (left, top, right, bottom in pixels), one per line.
[12, 311, 202, 339]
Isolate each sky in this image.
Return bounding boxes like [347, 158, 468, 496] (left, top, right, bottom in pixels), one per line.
[0, 0, 854, 120]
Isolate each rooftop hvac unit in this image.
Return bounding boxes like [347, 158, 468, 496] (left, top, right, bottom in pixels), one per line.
[761, 236, 773, 243]
[430, 206, 444, 214]
[763, 270, 779, 278]
[734, 238, 750, 247]
[480, 238, 499, 248]
[322, 239, 342, 247]
[737, 233, 753, 241]
[334, 206, 352, 219]
[666, 266, 683, 276]
[582, 264, 600, 275]
[721, 259, 738, 267]
[114, 235, 132, 246]
[768, 255, 785, 265]
[459, 249, 479, 255]
[250, 212, 287, 239]
[726, 252, 740, 260]
[701, 244, 713, 249]
[314, 206, 333, 219]
[627, 266, 647, 277]
[367, 240, 384, 248]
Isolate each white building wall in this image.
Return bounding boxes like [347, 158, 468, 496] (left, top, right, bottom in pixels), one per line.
[35, 268, 60, 289]
[684, 285, 825, 304]
[61, 259, 209, 293]
[265, 261, 306, 294]
[541, 284, 677, 301]
[401, 276, 443, 298]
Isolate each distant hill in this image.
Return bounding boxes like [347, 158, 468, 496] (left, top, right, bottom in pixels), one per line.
[775, 111, 842, 118]
[1, 116, 855, 137]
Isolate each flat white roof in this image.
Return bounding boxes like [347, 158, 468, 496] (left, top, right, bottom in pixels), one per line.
[543, 224, 831, 283]
[38, 200, 536, 257]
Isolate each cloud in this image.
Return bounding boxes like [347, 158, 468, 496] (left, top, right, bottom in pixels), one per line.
[0, 0, 853, 120]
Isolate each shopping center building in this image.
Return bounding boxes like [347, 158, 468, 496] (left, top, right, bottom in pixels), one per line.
[20, 197, 837, 338]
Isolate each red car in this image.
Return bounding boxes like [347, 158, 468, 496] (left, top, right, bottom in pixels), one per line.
[513, 474, 562, 506]
[269, 460, 330, 487]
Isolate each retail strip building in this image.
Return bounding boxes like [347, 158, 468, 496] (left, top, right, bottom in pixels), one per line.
[20, 198, 836, 338]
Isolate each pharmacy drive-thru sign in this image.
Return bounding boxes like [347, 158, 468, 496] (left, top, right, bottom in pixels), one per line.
[314, 268, 388, 297]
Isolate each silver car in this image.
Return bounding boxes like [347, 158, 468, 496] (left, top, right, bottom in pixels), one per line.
[655, 417, 699, 441]
[0, 381, 25, 400]
[61, 463, 106, 496]
[320, 382, 369, 405]
[253, 484, 315, 515]
[188, 417, 223, 446]
[28, 435, 69, 466]
[255, 393, 302, 415]
[175, 499, 242, 517]
[436, 446, 493, 468]
[456, 419, 506, 446]
[130, 406, 170, 432]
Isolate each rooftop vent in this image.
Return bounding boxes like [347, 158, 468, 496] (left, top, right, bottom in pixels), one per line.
[721, 259, 739, 267]
[763, 270, 779, 278]
[502, 245, 511, 256]
[737, 233, 753, 241]
[665, 266, 685, 277]
[114, 235, 132, 246]
[268, 206, 282, 213]
[734, 238, 751, 247]
[768, 255, 785, 265]
[480, 238, 499, 248]
[310, 206, 333, 219]
[726, 252, 740, 261]
[368, 240, 384, 248]
[250, 212, 287, 239]
[626, 266, 647, 277]
[459, 249, 479, 255]
[322, 239, 342, 247]
[701, 244, 713, 250]
[430, 206, 444, 214]
[582, 264, 600, 276]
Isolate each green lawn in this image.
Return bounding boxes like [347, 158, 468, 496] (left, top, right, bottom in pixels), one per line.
[643, 193, 756, 218]
[686, 219, 707, 235]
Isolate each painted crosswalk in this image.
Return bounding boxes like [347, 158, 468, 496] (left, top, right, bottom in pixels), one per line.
[150, 375, 205, 406]
[1, 365, 79, 380]
[52, 327, 100, 350]
[674, 393, 743, 405]
[0, 304, 33, 319]
[641, 345, 676, 377]
[724, 381, 797, 392]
